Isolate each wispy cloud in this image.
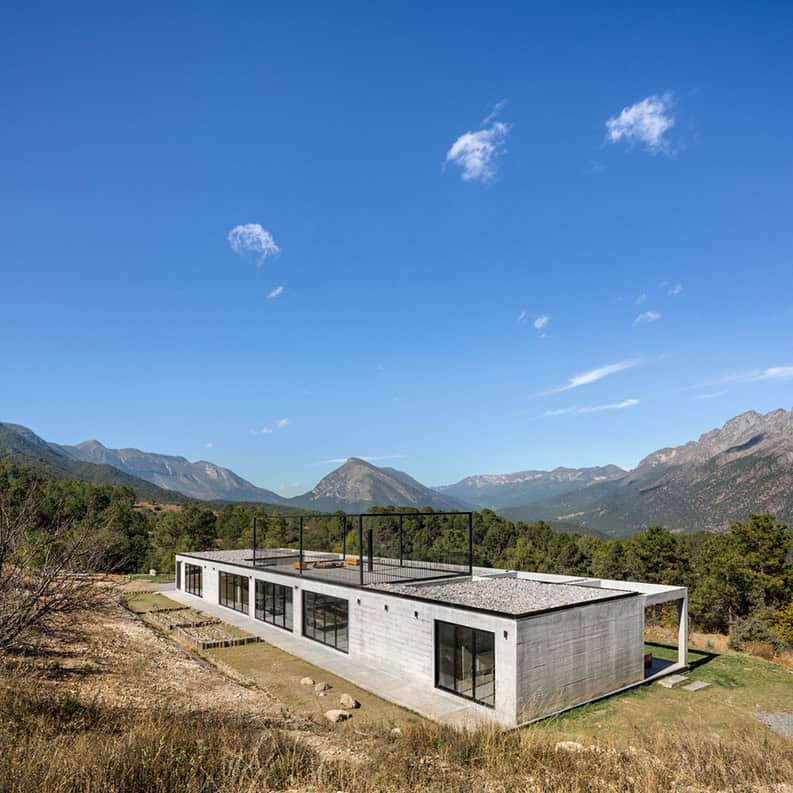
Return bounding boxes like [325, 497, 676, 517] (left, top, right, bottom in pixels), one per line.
[550, 359, 641, 393]
[228, 224, 280, 261]
[446, 111, 511, 183]
[635, 293, 647, 305]
[667, 282, 683, 296]
[695, 391, 727, 399]
[482, 98, 509, 126]
[517, 310, 528, 324]
[319, 454, 404, 465]
[267, 285, 284, 299]
[606, 93, 675, 154]
[633, 311, 661, 327]
[544, 399, 640, 417]
[691, 366, 793, 390]
[533, 315, 551, 331]
[250, 417, 289, 436]
[206, 442, 214, 448]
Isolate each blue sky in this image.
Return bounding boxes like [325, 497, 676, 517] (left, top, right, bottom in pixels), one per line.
[2, 1, 792, 494]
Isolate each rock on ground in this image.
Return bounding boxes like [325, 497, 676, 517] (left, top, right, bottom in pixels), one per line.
[324, 709, 351, 723]
[300, 676, 315, 685]
[314, 681, 331, 694]
[339, 693, 360, 709]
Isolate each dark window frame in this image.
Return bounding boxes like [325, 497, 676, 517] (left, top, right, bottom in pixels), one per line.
[219, 570, 249, 614]
[434, 620, 495, 708]
[184, 563, 202, 597]
[302, 590, 349, 653]
[255, 580, 293, 631]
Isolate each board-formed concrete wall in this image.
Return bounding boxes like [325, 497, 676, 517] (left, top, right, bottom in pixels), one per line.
[515, 595, 644, 722]
[175, 555, 518, 725]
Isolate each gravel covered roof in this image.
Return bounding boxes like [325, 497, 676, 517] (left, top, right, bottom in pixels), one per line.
[374, 576, 633, 615]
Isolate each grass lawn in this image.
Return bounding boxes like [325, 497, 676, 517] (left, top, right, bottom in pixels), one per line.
[540, 642, 793, 744]
[128, 573, 175, 584]
[124, 592, 184, 613]
[205, 641, 423, 731]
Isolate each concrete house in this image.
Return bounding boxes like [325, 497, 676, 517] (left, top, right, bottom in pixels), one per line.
[172, 513, 687, 728]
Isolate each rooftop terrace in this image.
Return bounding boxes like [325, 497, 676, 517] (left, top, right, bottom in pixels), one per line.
[182, 548, 636, 616]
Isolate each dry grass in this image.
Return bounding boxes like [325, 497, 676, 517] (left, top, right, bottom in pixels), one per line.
[1, 673, 791, 793]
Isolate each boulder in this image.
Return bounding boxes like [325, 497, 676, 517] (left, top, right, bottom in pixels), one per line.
[324, 709, 351, 723]
[339, 693, 360, 709]
[300, 677, 315, 686]
[390, 727, 403, 737]
[314, 681, 331, 694]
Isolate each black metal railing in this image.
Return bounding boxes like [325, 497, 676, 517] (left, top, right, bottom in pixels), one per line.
[251, 511, 473, 587]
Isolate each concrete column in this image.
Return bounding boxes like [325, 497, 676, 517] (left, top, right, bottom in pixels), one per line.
[677, 597, 688, 666]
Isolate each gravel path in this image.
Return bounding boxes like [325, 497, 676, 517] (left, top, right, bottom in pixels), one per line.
[753, 712, 793, 738]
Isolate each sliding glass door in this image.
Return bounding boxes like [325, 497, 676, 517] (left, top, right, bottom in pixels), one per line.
[435, 620, 495, 707]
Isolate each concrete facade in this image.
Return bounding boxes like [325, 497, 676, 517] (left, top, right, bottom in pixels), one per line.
[175, 551, 687, 728]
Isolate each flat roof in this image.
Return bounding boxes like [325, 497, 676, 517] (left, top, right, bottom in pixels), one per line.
[374, 576, 633, 615]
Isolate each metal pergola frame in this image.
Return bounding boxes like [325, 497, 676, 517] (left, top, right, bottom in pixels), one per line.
[252, 511, 474, 586]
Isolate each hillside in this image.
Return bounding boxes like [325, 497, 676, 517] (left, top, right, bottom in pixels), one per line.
[289, 457, 471, 512]
[437, 465, 626, 509]
[501, 408, 793, 535]
[59, 439, 288, 504]
[0, 423, 185, 503]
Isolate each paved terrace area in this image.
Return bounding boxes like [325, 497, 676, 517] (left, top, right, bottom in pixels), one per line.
[375, 576, 634, 615]
[182, 548, 469, 586]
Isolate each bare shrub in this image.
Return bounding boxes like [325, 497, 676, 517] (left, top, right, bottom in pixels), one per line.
[0, 483, 112, 652]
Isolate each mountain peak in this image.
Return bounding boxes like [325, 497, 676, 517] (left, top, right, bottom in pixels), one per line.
[77, 439, 106, 451]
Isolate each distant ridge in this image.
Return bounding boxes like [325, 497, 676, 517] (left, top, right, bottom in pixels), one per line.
[59, 439, 288, 504]
[0, 423, 185, 502]
[287, 457, 471, 512]
[498, 408, 793, 535]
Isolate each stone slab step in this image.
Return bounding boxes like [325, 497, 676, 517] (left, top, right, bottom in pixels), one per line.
[656, 674, 689, 688]
[682, 680, 711, 692]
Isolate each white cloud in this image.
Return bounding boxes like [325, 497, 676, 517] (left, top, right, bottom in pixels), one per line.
[227, 224, 280, 260]
[249, 426, 273, 436]
[446, 121, 510, 182]
[482, 98, 508, 126]
[275, 418, 289, 429]
[689, 366, 793, 390]
[206, 441, 214, 448]
[635, 293, 647, 305]
[667, 282, 683, 296]
[695, 391, 727, 399]
[533, 314, 551, 331]
[633, 311, 661, 326]
[517, 310, 528, 324]
[267, 285, 285, 299]
[606, 93, 675, 154]
[551, 358, 641, 393]
[544, 399, 639, 417]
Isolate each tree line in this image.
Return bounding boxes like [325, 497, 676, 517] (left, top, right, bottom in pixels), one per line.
[1, 462, 791, 649]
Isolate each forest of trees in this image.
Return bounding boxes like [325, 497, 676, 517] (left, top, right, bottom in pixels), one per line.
[2, 462, 791, 650]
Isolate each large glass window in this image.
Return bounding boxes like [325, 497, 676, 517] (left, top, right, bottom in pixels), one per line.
[302, 591, 348, 652]
[255, 580, 293, 631]
[219, 571, 249, 614]
[435, 621, 495, 707]
[184, 563, 202, 596]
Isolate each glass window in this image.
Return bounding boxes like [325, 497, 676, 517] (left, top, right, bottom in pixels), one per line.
[219, 571, 249, 614]
[184, 563, 202, 597]
[255, 580, 293, 631]
[435, 621, 495, 708]
[302, 591, 348, 653]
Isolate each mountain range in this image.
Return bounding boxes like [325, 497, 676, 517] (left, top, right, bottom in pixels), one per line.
[2, 407, 793, 535]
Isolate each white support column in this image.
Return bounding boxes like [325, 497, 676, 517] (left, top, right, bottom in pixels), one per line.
[677, 596, 688, 667]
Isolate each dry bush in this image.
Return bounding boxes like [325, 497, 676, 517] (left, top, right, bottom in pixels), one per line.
[743, 640, 777, 660]
[0, 485, 113, 652]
